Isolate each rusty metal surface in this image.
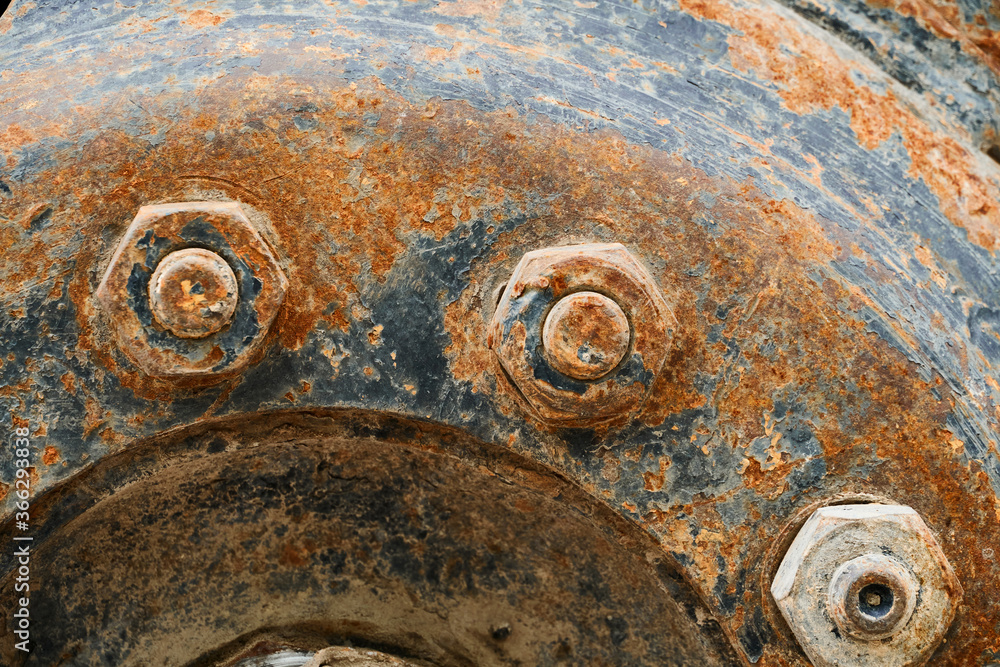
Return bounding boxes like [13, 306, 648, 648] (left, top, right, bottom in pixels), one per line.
[1, 0, 999, 664]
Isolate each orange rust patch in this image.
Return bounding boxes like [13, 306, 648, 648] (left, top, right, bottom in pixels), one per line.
[0, 1, 33, 35]
[81, 398, 107, 440]
[42, 446, 60, 466]
[0, 124, 35, 154]
[642, 457, 670, 492]
[14, 1, 36, 18]
[182, 9, 225, 28]
[740, 456, 795, 501]
[645, 502, 736, 595]
[59, 372, 77, 395]
[412, 43, 458, 62]
[913, 243, 949, 289]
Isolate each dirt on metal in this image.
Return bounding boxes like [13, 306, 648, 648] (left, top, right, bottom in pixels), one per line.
[1, 0, 999, 664]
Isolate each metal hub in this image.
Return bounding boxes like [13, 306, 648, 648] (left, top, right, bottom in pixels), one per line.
[0, 412, 735, 666]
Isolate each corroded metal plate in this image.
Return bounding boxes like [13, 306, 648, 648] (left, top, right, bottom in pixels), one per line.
[1, 0, 999, 663]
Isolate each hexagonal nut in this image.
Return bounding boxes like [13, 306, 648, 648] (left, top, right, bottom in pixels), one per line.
[487, 243, 674, 424]
[771, 504, 963, 667]
[96, 202, 287, 380]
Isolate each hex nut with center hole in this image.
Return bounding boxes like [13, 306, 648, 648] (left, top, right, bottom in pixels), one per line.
[487, 243, 674, 425]
[771, 504, 963, 667]
[828, 553, 918, 641]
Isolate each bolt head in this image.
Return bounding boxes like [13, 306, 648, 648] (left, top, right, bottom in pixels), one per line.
[488, 243, 674, 425]
[96, 202, 287, 380]
[542, 291, 630, 381]
[149, 248, 239, 339]
[771, 504, 963, 667]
